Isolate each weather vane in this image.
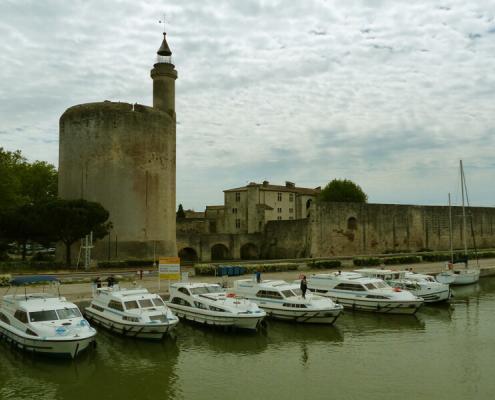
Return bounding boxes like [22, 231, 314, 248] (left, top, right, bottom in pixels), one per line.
[158, 15, 166, 33]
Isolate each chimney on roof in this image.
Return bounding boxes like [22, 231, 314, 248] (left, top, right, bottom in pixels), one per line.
[262, 180, 269, 186]
[285, 181, 295, 188]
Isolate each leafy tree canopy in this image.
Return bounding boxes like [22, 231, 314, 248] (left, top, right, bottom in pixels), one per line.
[0, 147, 57, 210]
[41, 199, 112, 265]
[319, 179, 368, 203]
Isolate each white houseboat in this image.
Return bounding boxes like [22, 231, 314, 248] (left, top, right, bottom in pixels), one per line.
[232, 279, 343, 324]
[355, 268, 451, 303]
[167, 282, 266, 331]
[307, 272, 423, 314]
[84, 286, 178, 339]
[0, 275, 96, 359]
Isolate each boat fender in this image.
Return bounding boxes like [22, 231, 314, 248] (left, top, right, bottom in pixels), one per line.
[226, 293, 236, 298]
[393, 287, 401, 292]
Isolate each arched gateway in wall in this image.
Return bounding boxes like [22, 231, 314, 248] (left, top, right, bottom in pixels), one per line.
[240, 243, 259, 260]
[178, 247, 199, 265]
[211, 244, 230, 261]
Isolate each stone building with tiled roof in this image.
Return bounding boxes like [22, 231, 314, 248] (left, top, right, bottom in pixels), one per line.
[214, 181, 320, 234]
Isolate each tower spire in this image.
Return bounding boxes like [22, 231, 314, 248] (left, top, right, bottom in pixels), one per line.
[157, 17, 172, 58]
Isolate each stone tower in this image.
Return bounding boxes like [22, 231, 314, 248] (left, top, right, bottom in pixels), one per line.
[58, 32, 178, 261]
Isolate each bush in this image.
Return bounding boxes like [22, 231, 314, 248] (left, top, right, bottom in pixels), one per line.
[353, 258, 381, 267]
[194, 264, 216, 276]
[0, 274, 11, 286]
[383, 256, 421, 265]
[421, 253, 452, 262]
[311, 260, 342, 269]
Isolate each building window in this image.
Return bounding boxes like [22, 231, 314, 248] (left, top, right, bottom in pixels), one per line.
[235, 219, 241, 228]
[289, 208, 293, 213]
[347, 217, 358, 230]
[235, 192, 240, 202]
[277, 208, 282, 213]
[277, 192, 282, 201]
[232, 208, 237, 214]
[289, 193, 294, 202]
[289, 216, 294, 220]
[277, 216, 282, 220]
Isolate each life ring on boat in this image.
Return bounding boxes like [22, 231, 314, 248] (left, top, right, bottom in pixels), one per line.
[393, 287, 402, 292]
[226, 293, 236, 298]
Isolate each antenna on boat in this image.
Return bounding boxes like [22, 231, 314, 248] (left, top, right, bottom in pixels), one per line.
[448, 193, 453, 264]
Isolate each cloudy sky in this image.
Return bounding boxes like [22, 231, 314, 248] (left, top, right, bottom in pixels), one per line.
[1, 0, 494, 210]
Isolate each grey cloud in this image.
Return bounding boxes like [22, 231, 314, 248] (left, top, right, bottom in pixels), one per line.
[1, 0, 495, 209]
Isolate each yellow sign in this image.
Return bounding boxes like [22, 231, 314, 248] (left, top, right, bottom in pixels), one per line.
[159, 257, 181, 280]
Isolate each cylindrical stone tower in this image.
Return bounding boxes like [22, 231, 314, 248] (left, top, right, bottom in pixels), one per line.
[58, 33, 178, 261]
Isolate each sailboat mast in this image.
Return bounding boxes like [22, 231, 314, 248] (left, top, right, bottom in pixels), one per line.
[460, 160, 468, 255]
[448, 193, 453, 263]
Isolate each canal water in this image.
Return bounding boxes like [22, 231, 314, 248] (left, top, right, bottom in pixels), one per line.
[1, 278, 494, 400]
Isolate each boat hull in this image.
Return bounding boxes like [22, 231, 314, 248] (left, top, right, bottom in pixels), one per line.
[167, 304, 264, 331]
[258, 305, 342, 324]
[84, 308, 177, 340]
[322, 295, 422, 314]
[0, 322, 96, 359]
[413, 288, 451, 303]
[451, 270, 480, 285]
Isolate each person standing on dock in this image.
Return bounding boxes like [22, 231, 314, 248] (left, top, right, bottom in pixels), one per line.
[300, 275, 308, 299]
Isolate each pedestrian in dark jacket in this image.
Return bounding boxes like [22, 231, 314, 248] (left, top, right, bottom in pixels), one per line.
[300, 275, 308, 299]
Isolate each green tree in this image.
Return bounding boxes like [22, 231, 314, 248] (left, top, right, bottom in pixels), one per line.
[176, 203, 186, 220]
[0, 148, 26, 210]
[319, 179, 368, 203]
[41, 199, 112, 266]
[0, 204, 44, 260]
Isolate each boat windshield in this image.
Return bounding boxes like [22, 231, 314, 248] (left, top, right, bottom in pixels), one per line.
[190, 286, 223, 295]
[124, 301, 139, 310]
[365, 282, 387, 290]
[29, 310, 59, 322]
[138, 299, 154, 308]
[56, 308, 81, 319]
[282, 289, 302, 297]
[152, 297, 165, 306]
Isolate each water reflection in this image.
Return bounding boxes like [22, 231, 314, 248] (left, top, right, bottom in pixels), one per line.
[340, 311, 425, 337]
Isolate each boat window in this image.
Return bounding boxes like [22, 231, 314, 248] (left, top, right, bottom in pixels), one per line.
[256, 290, 283, 299]
[92, 304, 104, 312]
[29, 310, 58, 322]
[282, 290, 295, 298]
[56, 308, 82, 320]
[178, 287, 191, 296]
[171, 297, 191, 307]
[123, 316, 139, 322]
[25, 328, 38, 336]
[190, 287, 209, 295]
[138, 299, 154, 308]
[108, 300, 124, 312]
[124, 301, 139, 310]
[366, 295, 390, 299]
[334, 283, 366, 291]
[292, 288, 302, 296]
[207, 286, 223, 293]
[0, 312, 10, 325]
[209, 305, 226, 312]
[14, 310, 29, 323]
[152, 298, 165, 307]
[374, 282, 387, 289]
[364, 283, 376, 290]
[194, 301, 208, 310]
